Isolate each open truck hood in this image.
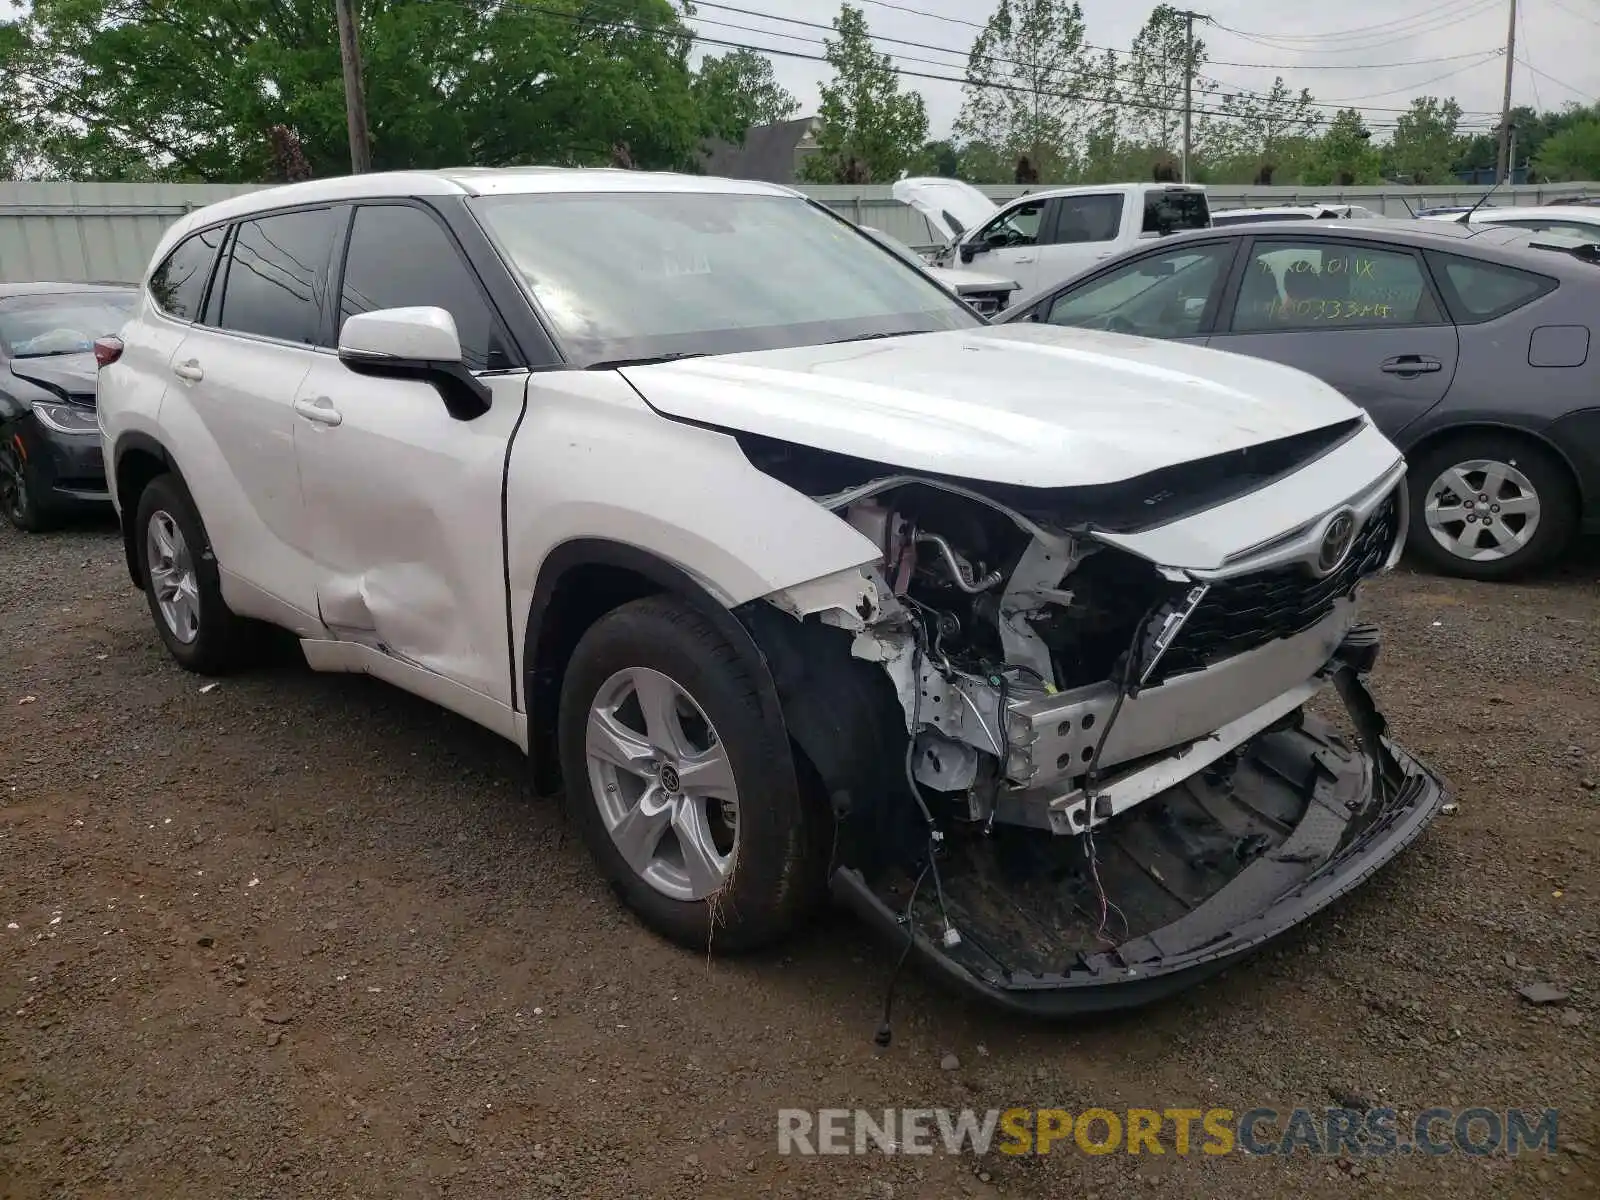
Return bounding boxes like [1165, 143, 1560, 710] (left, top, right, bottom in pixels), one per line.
[892, 177, 1000, 244]
[618, 324, 1365, 490]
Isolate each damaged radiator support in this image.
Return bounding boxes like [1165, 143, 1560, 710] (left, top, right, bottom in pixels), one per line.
[908, 600, 1361, 836]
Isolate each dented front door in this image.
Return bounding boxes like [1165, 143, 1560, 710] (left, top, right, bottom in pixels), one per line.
[291, 362, 528, 704]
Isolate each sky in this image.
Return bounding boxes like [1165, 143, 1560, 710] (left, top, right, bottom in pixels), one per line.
[684, 0, 1600, 141]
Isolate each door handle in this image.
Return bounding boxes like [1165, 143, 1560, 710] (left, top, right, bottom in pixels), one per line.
[1380, 355, 1443, 376]
[172, 360, 203, 382]
[1012, 254, 1036, 263]
[293, 396, 343, 427]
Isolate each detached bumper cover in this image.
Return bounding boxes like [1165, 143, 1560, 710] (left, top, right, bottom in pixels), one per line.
[832, 664, 1450, 1016]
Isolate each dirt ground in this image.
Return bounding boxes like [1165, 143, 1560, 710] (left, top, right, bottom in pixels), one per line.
[2, 515, 1597, 1200]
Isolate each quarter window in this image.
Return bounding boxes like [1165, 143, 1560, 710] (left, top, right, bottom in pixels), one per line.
[1231, 241, 1440, 332]
[339, 204, 511, 371]
[214, 208, 336, 344]
[149, 226, 225, 321]
[1426, 251, 1557, 323]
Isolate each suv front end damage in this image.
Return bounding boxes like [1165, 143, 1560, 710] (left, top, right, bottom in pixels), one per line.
[737, 425, 1449, 1015]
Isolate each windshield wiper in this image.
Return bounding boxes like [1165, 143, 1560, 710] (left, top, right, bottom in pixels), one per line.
[14, 348, 91, 359]
[586, 351, 707, 370]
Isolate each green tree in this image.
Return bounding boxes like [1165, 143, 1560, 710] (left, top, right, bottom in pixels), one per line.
[1205, 77, 1319, 176]
[693, 46, 799, 144]
[1535, 118, 1600, 181]
[911, 138, 961, 176]
[1385, 96, 1463, 184]
[1301, 108, 1381, 185]
[952, 0, 1093, 182]
[799, 4, 927, 183]
[0, 0, 718, 181]
[1124, 5, 1202, 157]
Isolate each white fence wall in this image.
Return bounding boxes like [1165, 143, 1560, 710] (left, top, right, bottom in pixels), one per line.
[1, 178, 1595, 284]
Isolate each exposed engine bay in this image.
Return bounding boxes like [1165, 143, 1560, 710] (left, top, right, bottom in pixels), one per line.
[736, 438, 1448, 1016]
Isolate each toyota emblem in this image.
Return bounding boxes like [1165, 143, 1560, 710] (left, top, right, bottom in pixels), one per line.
[1315, 509, 1358, 576]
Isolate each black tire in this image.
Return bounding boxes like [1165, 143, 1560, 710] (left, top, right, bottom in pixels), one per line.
[557, 595, 826, 954]
[133, 473, 257, 674]
[0, 435, 53, 533]
[1405, 432, 1579, 581]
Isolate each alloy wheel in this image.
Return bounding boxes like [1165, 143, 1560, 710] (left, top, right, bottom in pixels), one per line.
[1423, 458, 1541, 564]
[146, 510, 201, 644]
[584, 666, 740, 902]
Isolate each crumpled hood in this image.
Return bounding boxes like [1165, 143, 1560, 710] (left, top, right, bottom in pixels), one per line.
[619, 324, 1366, 489]
[9, 352, 97, 402]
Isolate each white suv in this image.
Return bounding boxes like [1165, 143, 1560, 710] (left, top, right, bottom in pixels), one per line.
[97, 168, 1447, 1015]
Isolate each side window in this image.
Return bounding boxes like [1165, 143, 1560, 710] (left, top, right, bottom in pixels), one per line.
[1498, 218, 1597, 240]
[1044, 243, 1232, 338]
[1425, 251, 1557, 324]
[148, 226, 225, 321]
[214, 208, 336, 345]
[974, 200, 1046, 250]
[1053, 195, 1124, 244]
[339, 204, 512, 371]
[1231, 241, 1441, 333]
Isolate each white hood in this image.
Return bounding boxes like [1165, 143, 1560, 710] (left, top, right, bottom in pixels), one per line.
[926, 265, 1019, 295]
[618, 325, 1365, 490]
[892, 177, 999, 244]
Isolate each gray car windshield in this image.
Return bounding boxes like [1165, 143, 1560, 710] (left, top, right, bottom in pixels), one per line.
[470, 191, 980, 365]
[0, 292, 134, 358]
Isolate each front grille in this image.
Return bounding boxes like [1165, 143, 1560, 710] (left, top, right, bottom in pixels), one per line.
[1154, 489, 1401, 680]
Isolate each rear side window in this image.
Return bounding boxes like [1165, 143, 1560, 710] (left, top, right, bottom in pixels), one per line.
[338, 203, 512, 371]
[215, 207, 337, 345]
[1143, 190, 1209, 234]
[149, 226, 225, 321]
[1426, 252, 1557, 323]
[1054, 195, 1124, 244]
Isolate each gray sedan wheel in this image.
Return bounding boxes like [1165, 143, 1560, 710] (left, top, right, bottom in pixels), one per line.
[1406, 434, 1577, 580]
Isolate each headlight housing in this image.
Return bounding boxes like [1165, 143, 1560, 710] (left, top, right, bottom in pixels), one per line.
[31, 402, 99, 435]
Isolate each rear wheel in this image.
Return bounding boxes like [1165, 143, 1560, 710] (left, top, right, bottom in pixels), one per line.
[557, 596, 826, 953]
[134, 473, 257, 673]
[1405, 432, 1578, 580]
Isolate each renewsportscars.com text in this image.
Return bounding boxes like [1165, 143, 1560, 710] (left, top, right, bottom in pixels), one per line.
[776, 1107, 1561, 1158]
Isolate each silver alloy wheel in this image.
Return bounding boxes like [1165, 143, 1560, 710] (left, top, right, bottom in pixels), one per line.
[1423, 458, 1541, 563]
[145, 510, 201, 644]
[584, 666, 739, 902]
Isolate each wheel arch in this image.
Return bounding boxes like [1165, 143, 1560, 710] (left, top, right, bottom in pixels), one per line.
[521, 538, 792, 796]
[112, 432, 178, 587]
[1399, 418, 1586, 511]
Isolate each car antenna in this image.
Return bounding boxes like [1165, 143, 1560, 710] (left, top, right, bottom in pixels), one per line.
[1456, 175, 1505, 226]
[1397, 195, 1416, 218]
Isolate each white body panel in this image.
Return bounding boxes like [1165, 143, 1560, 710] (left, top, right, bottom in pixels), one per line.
[618, 324, 1364, 488]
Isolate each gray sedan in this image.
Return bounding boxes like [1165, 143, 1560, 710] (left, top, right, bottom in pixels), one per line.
[998, 220, 1600, 580]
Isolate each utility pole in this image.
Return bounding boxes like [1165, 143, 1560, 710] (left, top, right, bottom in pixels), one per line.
[335, 0, 373, 174]
[1176, 10, 1206, 184]
[1495, 0, 1517, 183]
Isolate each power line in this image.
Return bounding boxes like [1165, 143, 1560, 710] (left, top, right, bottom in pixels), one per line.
[1316, 51, 1507, 103]
[1543, 0, 1600, 29]
[1516, 56, 1598, 101]
[1208, 0, 1502, 46]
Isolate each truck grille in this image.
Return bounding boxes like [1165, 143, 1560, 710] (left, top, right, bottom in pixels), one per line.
[1154, 489, 1401, 680]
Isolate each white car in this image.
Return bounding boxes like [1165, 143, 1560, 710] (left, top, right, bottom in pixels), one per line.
[1211, 203, 1384, 225]
[96, 168, 1447, 1015]
[856, 224, 1021, 316]
[893, 177, 1212, 295]
[1420, 203, 1600, 243]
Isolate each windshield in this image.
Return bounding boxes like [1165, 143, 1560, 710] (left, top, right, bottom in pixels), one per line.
[0, 291, 134, 358]
[470, 191, 980, 365]
[1142, 189, 1211, 234]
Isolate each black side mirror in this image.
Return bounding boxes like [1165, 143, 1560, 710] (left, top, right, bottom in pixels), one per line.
[959, 242, 980, 263]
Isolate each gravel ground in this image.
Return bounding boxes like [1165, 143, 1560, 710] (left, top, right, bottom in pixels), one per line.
[2, 515, 1597, 1200]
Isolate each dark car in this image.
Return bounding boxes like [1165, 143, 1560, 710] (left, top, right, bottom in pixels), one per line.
[998, 220, 1600, 580]
[0, 283, 136, 531]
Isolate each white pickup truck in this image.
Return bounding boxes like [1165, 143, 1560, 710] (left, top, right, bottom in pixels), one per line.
[894, 177, 1212, 295]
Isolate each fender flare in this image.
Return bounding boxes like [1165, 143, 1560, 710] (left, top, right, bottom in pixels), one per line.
[520, 537, 791, 794]
[110, 431, 177, 585]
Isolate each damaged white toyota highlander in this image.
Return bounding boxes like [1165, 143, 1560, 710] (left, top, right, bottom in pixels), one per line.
[97, 168, 1449, 1016]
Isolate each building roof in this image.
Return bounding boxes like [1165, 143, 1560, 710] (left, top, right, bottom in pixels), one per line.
[698, 117, 820, 184]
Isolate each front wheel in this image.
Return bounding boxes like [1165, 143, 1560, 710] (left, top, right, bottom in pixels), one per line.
[0, 435, 51, 532]
[1405, 433, 1578, 581]
[557, 596, 827, 953]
